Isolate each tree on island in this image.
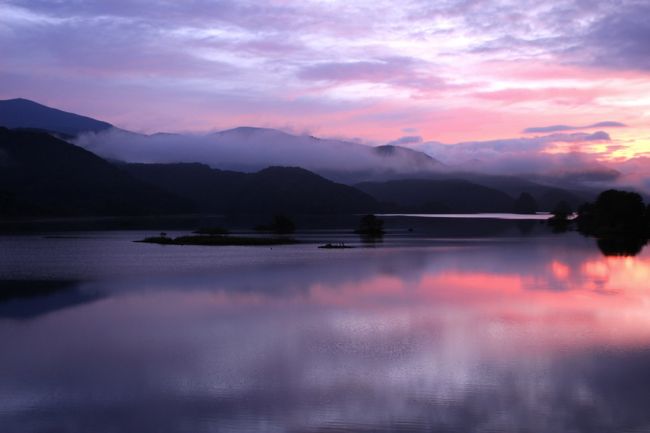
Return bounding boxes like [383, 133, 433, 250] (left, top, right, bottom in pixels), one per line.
[194, 226, 230, 235]
[576, 189, 648, 236]
[255, 214, 296, 234]
[552, 201, 572, 219]
[513, 192, 538, 214]
[547, 200, 572, 231]
[355, 214, 385, 236]
[597, 237, 648, 257]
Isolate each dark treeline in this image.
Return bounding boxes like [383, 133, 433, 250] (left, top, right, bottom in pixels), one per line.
[576, 189, 650, 237]
[549, 189, 650, 256]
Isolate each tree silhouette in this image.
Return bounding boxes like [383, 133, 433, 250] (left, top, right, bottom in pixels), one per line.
[597, 237, 648, 257]
[355, 214, 385, 236]
[547, 200, 572, 232]
[513, 192, 538, 214]
[552, 201, 572, 219]
[577, 189, 647, 236]
[255, 214, 296, 234]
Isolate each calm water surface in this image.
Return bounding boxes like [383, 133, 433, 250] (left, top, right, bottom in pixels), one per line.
[0, 229, 649, 432]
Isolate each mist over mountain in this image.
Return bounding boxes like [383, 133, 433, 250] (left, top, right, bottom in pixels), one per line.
[0, 98, 642, 214]
[0, 123, 587, 217]
[413, 132, 650, 195]
[0, 128, 380, 217]
[0, 98, 447, 182]
[75, 126, 445, 183]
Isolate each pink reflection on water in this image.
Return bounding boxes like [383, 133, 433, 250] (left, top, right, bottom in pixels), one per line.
[125, 248, 650, 356]
[2, 239, 650, 431]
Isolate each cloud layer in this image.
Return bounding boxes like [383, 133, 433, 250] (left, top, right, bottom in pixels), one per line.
[1, 0, 648, 180]
[72, 125, 649, 194]
[74, 127, 443, 182]
[523, 122, 627, 134]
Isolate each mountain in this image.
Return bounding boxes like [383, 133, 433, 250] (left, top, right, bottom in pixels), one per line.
[0, 98, 113, 136]
[0, 98, 601, 215]
[356, 179, 516, 213]
[123, 163, 379, 214]
[0, 127, 379, 217]
[383, 170, 593, 211]
[446, 173, 593, 210]
[0, 98, 446, 182]
[0, 128, 189, 216]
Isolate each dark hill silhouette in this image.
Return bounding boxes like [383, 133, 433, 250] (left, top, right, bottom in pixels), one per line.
[0, 98, 605, 217]
[0, 128, 189, 216]
[123, 163, 379, 214]
[356, 179, 515, 213]
[382, 171, 592, 211]
[0, 98, 113, 136]
[445, 173, 591, 210]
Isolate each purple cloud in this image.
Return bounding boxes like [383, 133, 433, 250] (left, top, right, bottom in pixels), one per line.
[523, 121, 627, 134]
[297, 57, 446, 92]
[299, 59, 414, 82]
[579, 2, 650, 71]
[386, 135, 424, 146]
[1, 0, 648, 157]
[414, 131, 614, 174]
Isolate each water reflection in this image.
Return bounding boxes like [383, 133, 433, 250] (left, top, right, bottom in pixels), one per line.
[596, 236, 649, 257]
[0, 233, 649, 432]
[515, 219, 537, 235]
[0, 280, 104, 319]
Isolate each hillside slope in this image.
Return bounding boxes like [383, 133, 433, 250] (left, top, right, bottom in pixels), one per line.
[123, 163, 379, 214]
[0, 99, 113, 136]
[356, 179, 516, 213]
[0, 128, 189, 216]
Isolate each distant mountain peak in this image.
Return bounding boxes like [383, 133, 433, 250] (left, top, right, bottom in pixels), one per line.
[0, 98, 113, 136]
[215, 126, 288, 137]
[5, 97, 33, 103]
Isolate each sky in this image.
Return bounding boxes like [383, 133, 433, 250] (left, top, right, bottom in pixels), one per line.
[1, 0, 649, 179]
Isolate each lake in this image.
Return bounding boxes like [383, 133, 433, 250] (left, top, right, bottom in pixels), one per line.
[1, 223, 649, 432]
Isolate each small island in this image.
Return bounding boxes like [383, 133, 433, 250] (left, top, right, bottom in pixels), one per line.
[137, 234, 299, 246]
[318, 242, 354, 249]
[354, 214, 385, 236]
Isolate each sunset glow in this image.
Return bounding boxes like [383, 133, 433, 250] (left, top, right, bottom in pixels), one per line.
[2, 3, 650, 427]
[1, 1, 649, 172]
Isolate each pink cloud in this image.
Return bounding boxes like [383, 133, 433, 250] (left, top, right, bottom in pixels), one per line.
[474, 87, 607, 106]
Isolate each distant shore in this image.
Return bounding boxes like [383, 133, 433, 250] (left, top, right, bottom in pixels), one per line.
[137, 234, 299, 246]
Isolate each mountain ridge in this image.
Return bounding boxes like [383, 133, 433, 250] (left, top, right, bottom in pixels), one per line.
[1, 98, 445, 181]
[0, 98, 113, 136]
[122, 163, 379, 214]
[0, 98, 599, 215]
